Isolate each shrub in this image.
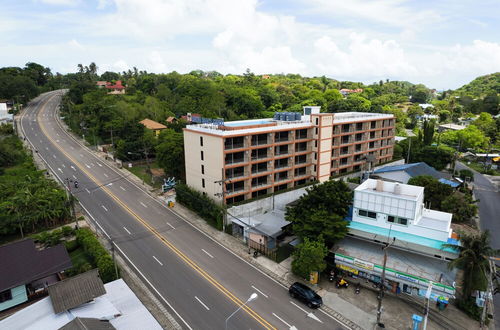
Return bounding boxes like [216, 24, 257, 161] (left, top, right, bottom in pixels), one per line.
[175, 183, 223, 230]
[457, 298, 482, 321]
[64, 239, 79, 252]
[459, 169, 474, 182]
[61, 226, 74, 237]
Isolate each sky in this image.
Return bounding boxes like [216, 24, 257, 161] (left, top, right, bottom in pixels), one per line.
[1, 0, 499, 89]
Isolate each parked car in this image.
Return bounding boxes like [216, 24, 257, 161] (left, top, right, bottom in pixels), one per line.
[288, 282, 323, 308]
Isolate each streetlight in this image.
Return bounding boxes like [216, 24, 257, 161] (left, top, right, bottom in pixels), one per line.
[225, 293, 258, 330]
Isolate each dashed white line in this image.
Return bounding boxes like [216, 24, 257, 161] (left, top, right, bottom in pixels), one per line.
[56, 133, 59, 136]
[70, 165, 76, 171]
[72, 174, 77, 180]
[194, 296, 210, 310]
[57, 168, 62, 173]
[123, 226, 131, 235]
[153, 256, 163, 266]
[70, 146, 74, 150]
[290, 300, 308, 313]
[103, 173, 109, 178]
[97, 162, 102, 167]
[101, 205, 108, 212]
[62, 164, 66, 168]
[167, 222, 175, 230]
[140, 201, 148, 208]
[85, 164, 91, 168]
[90, 163, 94, 166]
[40, 139, 43, 143]
[80, 154, 84, 157]
[251, 285, 269, 298]
[272, 313, 292, 328]
[45, 147, 49, 150]
[56, 140, 60, 143]
[34, 133, 37, 136]
[119, 186, 126, 191]
[52, 155, 56, 159]
[201, 249, 214, 259]
[85, 188, 90, 194]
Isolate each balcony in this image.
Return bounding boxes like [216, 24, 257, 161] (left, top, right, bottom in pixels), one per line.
[274, 146, 289, 156]
[251, 175, 270, 188]
[225, 151, 246, 165]
[251, 148, 269, 161]
[295, 155, 308, 165]
[251, 162, 269, 174]
[274, 159, 290, 169]
[226, 181, 246, 195]
[295, 142, 308, 152]
[226, 166, 247, 179]
[224, 136, 245, 150]
[295, 129, 308, 140]
[274, 172, 289, 182]
[251, 134, 269, 146]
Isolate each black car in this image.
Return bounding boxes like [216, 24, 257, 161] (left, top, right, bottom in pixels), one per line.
[289, 282, 323, 308]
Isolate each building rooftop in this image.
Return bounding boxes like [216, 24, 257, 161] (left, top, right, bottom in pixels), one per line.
[0, 279, 162, 330]
[438, 123, 466, 130]
[332, 112, 393, 123]
[373, 162, 444, 180]
[139, 118, 167, 130]
[0, 239, 72, 292]
[59, 317, 115, 330]
[48, 269, 106, 314]
[355, 178, 423, 201]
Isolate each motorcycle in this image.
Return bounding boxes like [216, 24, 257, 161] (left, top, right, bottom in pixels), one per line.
[74, 180, 79, 189]
[328, 270, 335, 283]
[336, 278, 349, 289]
[355, 283, 361, 294]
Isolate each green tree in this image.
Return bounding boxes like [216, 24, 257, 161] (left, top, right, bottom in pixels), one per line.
[291, 237, 328, 280]
[441, 192, 477, 223]
[156, 129, 185, 181]
[407, 175, 453, 210]
[285, 180, 351, 247]
[444, 231, 499, 299]
[422, 119, 435, 146]
[410, 84, 430, 103]
[414, 145, 454, 170]
[407, 104, 424, 128]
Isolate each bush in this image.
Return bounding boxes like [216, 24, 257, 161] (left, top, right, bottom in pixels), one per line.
[61, 226, 75, 237]
[64, 239, 79, 252]
[34, 229, 64, 247]
[459, 169, 474, 182]
[75, 228, 118, 282]
[457, 298, 482, 321]
[175, 183, 223, 230]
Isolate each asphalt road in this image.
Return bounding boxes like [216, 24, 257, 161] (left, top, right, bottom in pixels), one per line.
[19, 90, 348, 330]
[456, 161, 500, 325]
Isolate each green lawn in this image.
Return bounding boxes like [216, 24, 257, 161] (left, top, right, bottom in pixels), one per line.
[466, 161, 500, 176]
[125, 161, 163, 188]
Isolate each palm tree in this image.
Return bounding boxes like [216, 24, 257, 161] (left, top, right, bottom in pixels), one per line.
[444, 231, 499, 299]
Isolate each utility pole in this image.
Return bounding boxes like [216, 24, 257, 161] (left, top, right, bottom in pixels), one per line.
[65, 178, 78, 229]
[406, 137, 412, 164]
[422, 281, 434, 330]
[214, 168, 231, 233]
[110, 240, 119, 279]
[480, 259, 495, 329]
[376, 237, 396, 328]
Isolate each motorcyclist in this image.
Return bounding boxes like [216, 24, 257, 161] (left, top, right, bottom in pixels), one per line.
[74, 180, 79, 188]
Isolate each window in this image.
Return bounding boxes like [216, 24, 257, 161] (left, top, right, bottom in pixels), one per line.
[202, 178, 205, 188]
[314, 140, 317, 148]
[200, 136, 203, 146]
[371, 121, 376, 129]
[358, 209, 376, 219]
[315, 118, 319, 125]
[201, 165, 205, 174]
[388, 215, 408, 225]
[315, 127, 318, 135]
[0, 289, 12, 303]
[201, 151, 204, 161]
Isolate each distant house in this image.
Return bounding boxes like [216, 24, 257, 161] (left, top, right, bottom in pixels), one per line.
[96, 81, 126, 94]
[0, 269, 162, 329]
[166, 116, 177, 124]
[139, 118, 167, 137]
[340, 88, 363, 97]
[261, 75, 271, 79]
[180, 113, 201, 122]
[372, 162, 444, 184]
[0, 239, 72, 312]
[438, 123, 466, 133]
[0, 103, 13, 124]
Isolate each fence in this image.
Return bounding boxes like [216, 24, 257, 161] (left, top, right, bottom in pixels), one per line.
[248, 238, 294, 263]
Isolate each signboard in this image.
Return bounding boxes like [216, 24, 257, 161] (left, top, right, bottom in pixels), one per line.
[354, 258, 374, 270]
[396, 273, 419, 284]
[338, 264, 359, 275]
[309, 271, 319, 285]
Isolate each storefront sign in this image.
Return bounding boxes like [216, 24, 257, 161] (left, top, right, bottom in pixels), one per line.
[354, 258, 374, 270]
[338, 264, 359, 275]
[395, 273, 418, 283]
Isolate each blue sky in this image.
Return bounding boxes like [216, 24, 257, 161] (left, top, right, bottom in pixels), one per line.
[1, 0, 499, 89]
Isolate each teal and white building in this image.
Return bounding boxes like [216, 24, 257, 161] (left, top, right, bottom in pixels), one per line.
[335, 179, 459, 301]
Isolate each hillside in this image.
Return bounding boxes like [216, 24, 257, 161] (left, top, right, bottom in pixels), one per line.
[455, 72, 500, 97]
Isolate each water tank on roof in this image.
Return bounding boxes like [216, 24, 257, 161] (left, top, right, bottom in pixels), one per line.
[286, 113, 294, 121]
[295, 112, 302, 120]
[273, 112, 280, 120]
[279, 113, 286, 121]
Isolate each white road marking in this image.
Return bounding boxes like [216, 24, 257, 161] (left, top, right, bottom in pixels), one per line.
[57, 168, 62, 173]
[31, 127, 33, 130]
[70, 165, 76, 171]
[140, 202, 148, 208]
[90, 163, 94, 166]
[56, 140, 60, 143]
[153, 256, 163, 266]
[290, 300, 308, 314]
[85, 164, 91, 168]
[45, 147, 49, 150]
[40, 139, 43, 143]
[167, 222, 175, 230]
[251, 285, 269, 298]
[80, 154, 83, 157]
[97, 162, 102, 167]
[119, 186, 126, 191]
[194, 296, 210, 310]
[70, 146, 74, 150]
[52, 155, 56, 159]
[123, 226, 131, 235]
[34, 133, 37, 136]
[56, 133, 59, 136]
[201, 249, 214, 259]
[62, 164, 66, 168]
[273, 313, 292, 328]
[102, 205, 108, 212]
[72, 175, 77, 180]
[103, 173, 109, 178]
[85, 188, 90, 194]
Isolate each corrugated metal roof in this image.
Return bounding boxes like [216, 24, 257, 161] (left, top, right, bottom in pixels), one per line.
[373, 162, 443, 180]
[49, 269, 106, 314]
[438, 178, 460, 188]
[0, 239, 72, 292]
[59, 318, 115, 330]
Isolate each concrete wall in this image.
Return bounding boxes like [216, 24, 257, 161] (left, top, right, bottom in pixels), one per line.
[374, 171, 411, 184]
[0, 285, 27, 312]
[228, 186, 310, 217]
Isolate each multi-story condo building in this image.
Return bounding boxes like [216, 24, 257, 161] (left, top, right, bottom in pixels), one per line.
[183, 106, 395, 204]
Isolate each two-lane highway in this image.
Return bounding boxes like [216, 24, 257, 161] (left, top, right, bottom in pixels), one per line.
[20, 90, 348, 330]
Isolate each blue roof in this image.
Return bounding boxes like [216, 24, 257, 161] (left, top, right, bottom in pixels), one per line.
[374, 162, 443, 179]
[438, 178, 460, 188]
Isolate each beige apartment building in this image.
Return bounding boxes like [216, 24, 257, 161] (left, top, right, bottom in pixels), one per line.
[183, 106, 395, 205]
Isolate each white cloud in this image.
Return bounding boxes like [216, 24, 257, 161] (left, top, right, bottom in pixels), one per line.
[38, 0, 80, 6]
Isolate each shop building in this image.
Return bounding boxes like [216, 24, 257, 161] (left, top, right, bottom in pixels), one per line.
[332, 179, 460, 302]
[183, 106, 395, 205]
